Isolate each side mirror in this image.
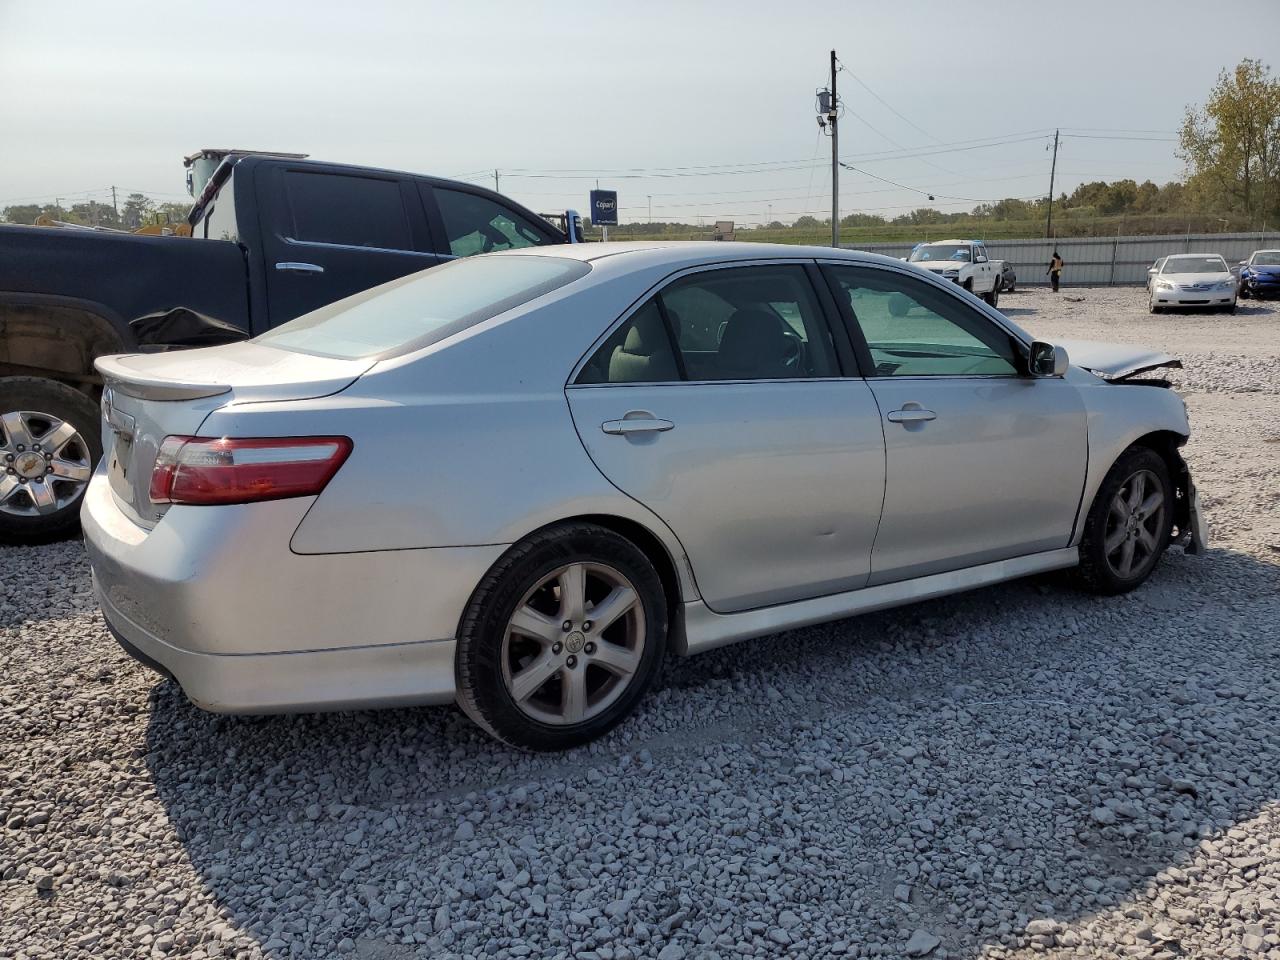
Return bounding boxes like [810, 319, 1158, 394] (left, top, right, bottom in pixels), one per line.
[975, 255, 988, 263]
[1030, 340, 1069, 378]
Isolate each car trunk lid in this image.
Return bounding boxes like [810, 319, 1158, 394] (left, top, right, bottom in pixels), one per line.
[95, 343, 373, 528]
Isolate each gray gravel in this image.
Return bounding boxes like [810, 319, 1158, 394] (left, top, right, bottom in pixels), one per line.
[3, 287, 1279, 960]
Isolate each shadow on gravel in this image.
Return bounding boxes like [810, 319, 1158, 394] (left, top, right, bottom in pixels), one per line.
[143, 544, 1280, 959]
[997, 307, 1037, 318]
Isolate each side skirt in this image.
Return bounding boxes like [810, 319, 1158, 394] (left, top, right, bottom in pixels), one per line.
[675, 547, 1080, 656]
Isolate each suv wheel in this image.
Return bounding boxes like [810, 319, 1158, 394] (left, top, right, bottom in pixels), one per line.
[455, 523, 668, 750]
[0, 377, 101, 545]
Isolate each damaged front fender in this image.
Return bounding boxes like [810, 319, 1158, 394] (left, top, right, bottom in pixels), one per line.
[1055, 339, 1183, 381]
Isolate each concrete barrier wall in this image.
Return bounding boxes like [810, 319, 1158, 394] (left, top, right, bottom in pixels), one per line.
[843, 232, 1280, 286]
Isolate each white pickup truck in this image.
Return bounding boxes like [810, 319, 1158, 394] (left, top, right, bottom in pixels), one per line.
[906, 240, 1004, 306]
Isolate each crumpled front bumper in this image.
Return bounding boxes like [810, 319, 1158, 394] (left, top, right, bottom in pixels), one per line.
[1184, 484, 1209, 556]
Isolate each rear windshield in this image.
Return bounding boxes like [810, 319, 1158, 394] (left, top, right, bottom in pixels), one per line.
[256, 255, 590, 359]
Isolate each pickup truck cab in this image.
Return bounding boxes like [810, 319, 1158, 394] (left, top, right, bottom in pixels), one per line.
[0, 154, 577, 542]
[907, 240, 1003, 306]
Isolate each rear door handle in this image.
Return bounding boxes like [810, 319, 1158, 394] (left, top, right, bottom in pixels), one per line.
[602, 417, 675, 435]
[275, 261, 325, 274]
[886, 407, 937, 424]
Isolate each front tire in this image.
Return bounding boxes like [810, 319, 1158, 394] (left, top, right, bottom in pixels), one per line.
[455, 523, 668, 750]
[0, 377, 101, 545]
[1075, 447, 1174, 595]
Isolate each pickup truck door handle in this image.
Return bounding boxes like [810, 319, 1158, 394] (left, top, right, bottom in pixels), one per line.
[602, 416, 675, 436]
[886, 407, 937, 424]
[275, 261, 325, 274]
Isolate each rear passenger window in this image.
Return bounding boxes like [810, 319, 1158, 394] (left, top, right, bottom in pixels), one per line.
[661, 266, 838, 380]
[284, 171, 411, 250]
[576, 300, 680, 384]
[432, 188, 552, 258]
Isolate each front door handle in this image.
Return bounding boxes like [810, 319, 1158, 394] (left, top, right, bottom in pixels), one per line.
[275, 261, 325, 274]
[886, 407, 937, 424]
[602, 416, 675, 436]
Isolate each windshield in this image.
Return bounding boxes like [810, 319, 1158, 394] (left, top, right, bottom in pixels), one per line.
[256, 255, 590, 359]
[909, 244, 971, 264]
[1251, 251, 1280, 266]
[1161, 256, 1227, 275]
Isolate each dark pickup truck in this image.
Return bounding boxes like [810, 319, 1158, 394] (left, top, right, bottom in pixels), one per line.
[0, 154, 580, 542]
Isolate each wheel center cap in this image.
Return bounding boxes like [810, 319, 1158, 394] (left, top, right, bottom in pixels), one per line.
[565, 631, 586, 654]
[14, 452, 45, 479]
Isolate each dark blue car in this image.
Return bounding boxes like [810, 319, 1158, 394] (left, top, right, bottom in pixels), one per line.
[1236, 249, 1280, 299]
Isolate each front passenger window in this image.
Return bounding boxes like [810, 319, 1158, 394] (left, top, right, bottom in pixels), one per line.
[431, 187, 553, 258]
[825, 265, 1018, 377]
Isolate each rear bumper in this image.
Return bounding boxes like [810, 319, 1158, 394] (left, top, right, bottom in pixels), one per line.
[97, 578, 459, 712]
[81, 473, 506, 713]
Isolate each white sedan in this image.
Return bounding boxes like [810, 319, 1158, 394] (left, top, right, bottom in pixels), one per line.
[1148, 254, 1237, 313]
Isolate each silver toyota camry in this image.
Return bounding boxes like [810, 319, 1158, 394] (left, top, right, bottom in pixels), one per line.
[83, 243, 1207, 750]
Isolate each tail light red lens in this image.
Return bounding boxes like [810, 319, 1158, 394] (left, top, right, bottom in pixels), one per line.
[149, 436, 353, 505]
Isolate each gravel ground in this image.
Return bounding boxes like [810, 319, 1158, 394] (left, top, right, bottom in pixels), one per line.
[3, 287, 1278, 960]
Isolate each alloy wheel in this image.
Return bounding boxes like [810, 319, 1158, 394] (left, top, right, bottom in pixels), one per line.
[501, 561, 646, 726]
[0, 410, 93, 517]
[1103, 469, 1165, 579]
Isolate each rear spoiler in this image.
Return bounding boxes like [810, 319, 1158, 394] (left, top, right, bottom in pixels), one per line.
[95, 355, 231, 402]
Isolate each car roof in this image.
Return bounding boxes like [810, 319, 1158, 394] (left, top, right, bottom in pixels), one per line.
[1166, 252, 1225, 260]
[495, 240, 915, 273]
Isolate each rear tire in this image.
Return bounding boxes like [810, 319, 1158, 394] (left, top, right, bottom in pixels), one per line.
[455, 522, 667, 751]
[983, 283, 1000, 308]
[0, 377, 101, 545]
[1074, 447, 1173, 595]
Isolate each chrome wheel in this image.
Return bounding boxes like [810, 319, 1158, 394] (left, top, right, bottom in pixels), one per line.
[0, 410, 93, 518]
[501, 561, 646, 726]
[1103, 468, 1165, 579]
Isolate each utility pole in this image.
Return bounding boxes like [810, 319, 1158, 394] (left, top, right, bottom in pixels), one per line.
[648, 195, 652, 222]
[111, 186, 118, 218]
[1045, 129, 1059, 239]
[830, 50, 839, 248]
[493, 170, 500, 192]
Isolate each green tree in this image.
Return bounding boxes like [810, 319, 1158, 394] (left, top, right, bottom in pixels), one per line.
[121, 192, 155, 230]
[1179, 58, 1280, 222]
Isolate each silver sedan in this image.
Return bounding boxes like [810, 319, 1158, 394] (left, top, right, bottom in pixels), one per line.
[83, 243, 1206, 749]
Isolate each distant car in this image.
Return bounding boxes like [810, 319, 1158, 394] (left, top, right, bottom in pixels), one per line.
[1000, 261, 1017, 292]
[1148, 254, 1237, 313]
[84, 242, 1205, 749]
[1146, 257, 1168, 292]
[1234, 249, 1280, 299]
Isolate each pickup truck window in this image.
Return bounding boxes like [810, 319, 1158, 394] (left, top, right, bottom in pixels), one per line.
[256, 254, 589, 360]
[202, 194, 238, 242]
[284, 171, 412, 251]
[433, 187, 552, 258]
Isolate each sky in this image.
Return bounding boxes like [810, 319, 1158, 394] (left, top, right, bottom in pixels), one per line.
[2, 0, 1278, 226]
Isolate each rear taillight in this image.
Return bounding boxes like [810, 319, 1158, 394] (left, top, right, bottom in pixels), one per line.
[149, 436, 352, 505]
